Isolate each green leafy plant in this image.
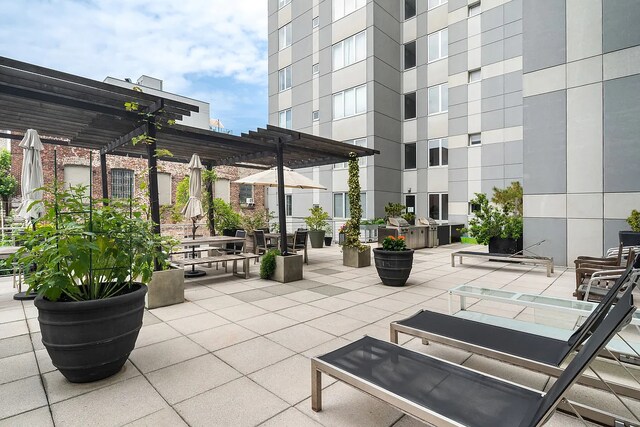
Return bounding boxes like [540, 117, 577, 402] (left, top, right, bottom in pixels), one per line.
[381, 235, 407, 251]
[12, 184, 177, 302]
[212, 198, 242, 234]
[384, 202, 406, 220]
[342, 153, 368, 252]
[492, 181, 523, 215]
[628, 210, 640, 232]
[402, 212, 415, 223]
[0, 149, 17, 216]
[461, 193, 523, 245]
[260, 249, 281, 279]
[241, 209, 272, 233]
[304, 206, 330, 231]
[324, 224, 333, 237]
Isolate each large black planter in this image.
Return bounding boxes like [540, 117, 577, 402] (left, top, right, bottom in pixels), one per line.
[488, 237, 523, 254]
[373, 248, 414, 287]
[35, 284, 147, 383]
[619, 231, 640, 247]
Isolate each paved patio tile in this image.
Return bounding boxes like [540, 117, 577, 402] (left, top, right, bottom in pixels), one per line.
[231, 288, 276, 302]
[0, 334, 32, 359]
[125, 407, 188, 427]
[310, 285, 350, 297]
[262, 284, 301, 296]
[0, 376, 47, 419]
[34, 348, 56, 374]
[276, 304, 331, 323]
[215, 302, 269, 322]
[0, 406, 54, 427]
[285, 290, 327, 303]
[0, 351, 38, 385]
[364, 297, 416, 313]
[288, 279, 324, 290]
[309, 268, 342, 275]
[192, 294, 244, 311]
[51, 376, 167, 427]
[129, 336, 207, 373]
[30, 332, 44, 350]
[249, 354, 315, 405]
[215, 336, 295, 374]
[306, 313, 368, 336]
[266, 324, 335, 353]
[251, 295, 300, 311]
[0, 307, 24, 324]
[142, 311, 162, 326]
[135, 322, 181, 348]
[310, 275, 344, 285]
[237, 312, 299, 335]
[308, 296, 358, 312]
[258, 407, 323, 426]
[0, 320, 28, 339]
[338, 303, 393, 323]
[146, 354, 241, 404]
[188, 323, 258, 351]
[183, 286, 222, 301]
[148, 302, 207, 322]
[167, 312, 229, 335]
[336, 290, 379, 304]
[175, 377, 288, 427]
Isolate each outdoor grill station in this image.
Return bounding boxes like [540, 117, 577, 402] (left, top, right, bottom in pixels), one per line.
[378, 217, 438, 250]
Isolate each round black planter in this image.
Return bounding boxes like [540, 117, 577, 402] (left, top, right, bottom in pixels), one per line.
[488, 237, 523, 254]
[619, 231, 640, 247]
[324, 236, 333, 246]
[35, 284, 147, 383]
[373, 248, 414, 287]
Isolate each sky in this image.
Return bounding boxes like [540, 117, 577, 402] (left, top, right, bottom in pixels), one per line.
[0, 0, 269, 134]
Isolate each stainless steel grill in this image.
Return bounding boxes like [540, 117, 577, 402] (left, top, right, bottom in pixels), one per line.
[378, 217, 439, 249]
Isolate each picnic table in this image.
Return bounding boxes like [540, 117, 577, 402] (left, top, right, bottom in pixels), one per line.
[174, 236, 256, 278]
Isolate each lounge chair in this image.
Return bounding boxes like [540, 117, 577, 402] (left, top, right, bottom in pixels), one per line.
[575, 249, 636, 297]
[312, 291, 636, 427]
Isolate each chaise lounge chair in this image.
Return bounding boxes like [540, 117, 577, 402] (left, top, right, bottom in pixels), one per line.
[312, 290, 636, 427]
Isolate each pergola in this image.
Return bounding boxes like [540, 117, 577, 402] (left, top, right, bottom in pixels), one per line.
[0, 56, 378, 254]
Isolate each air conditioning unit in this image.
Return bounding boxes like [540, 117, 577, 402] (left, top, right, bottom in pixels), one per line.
[246, 198, 254, 205]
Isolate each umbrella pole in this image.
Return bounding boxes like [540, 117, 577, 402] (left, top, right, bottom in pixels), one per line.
[276, 140, 288, 255]
[184, 218, 206, 278]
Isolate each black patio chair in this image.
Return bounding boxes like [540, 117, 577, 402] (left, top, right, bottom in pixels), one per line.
[287, 230, 308, 264]
[221, 229, 246, 255]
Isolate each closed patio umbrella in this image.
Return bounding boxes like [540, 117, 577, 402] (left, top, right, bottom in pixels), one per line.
[182, 154, 206, 277]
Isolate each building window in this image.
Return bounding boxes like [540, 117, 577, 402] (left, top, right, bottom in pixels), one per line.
[334, 192, 367, 218]
[468, 2, 481, 16]
[312, 63, 319, 75]
[334, 0, 366, 21]
[279, 108, 292, 129]
[404, 40, 416, 70]
[404, 92, 416, 120]
[428, 83, 448, 115]
[428, 138, 448, 167]
[278, 66, 292, 92]
[63, 165, 91, 198]
[312, 110, 319, 121]
[428, 0, 447, 9]
[468, 68, 481, 82]
[111, 169, 134, 199]
[332, 31, 366, 70]
[333, 84, 366, 119]
[428, 193, 448, 221]
[469, 133, 481, 146]
[428, 28, 448, 62]
[158, 172, 172, 206]
[405, 194, 416, 214]
[312, 16, 320, 28]
[405, 143, 417, 169]
[239, 184, 253, 204]
[278, 0, 291, 8]
[404, 0, 416, 19]
[335, 138, 367, 169]
[286, 194, 293, 216]
[469, 202, 481, 214]
[278, 23, 292, 50]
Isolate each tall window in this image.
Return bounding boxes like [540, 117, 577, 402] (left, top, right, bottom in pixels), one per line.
[334, 192, 367, 218]
[428, 83, 448, 115]
[428, 193, 448, 221]
[285, 194, 292, 216]
[404, 41, 416, 70]
[468, 2, 481, 16]
[405, 143, 417, 169]
[428, 28, 448, 62]
[428, 138, 448, 167]
[404, 92, 416, 120]
[239, 184, 253, 203]
[332, 31, 366, 70]
[278, 23, 292, 50]
[404, 0, 416, 19]
[279, 109, 292, 129]
[333, 85, 366, 119]
[278, 0, 291, 8]
[405, 195, 416, 214]
[158, 172, 172, 206]
[335, 138, 367, 168]
[278, 66, 291, 92]
[111, 169, 134, 199]
[428, 0, 447, 9]
[334, 0, 366, 21]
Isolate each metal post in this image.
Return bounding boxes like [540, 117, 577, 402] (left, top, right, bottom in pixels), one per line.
[146, 117, 161, 270]
[206, 162, 215, 236]
[276, 139, 288, 255]
[100, 153, 108, 200]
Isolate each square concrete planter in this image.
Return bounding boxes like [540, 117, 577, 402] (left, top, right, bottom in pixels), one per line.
[145, 267, 184, 309]
[273, 254, 304, 283]
[343, 246, 371, 268]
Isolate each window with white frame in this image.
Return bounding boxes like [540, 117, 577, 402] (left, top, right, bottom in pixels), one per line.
[469, 133, 481, 146]
[468, 1, 481, 16]
[404, 40, 416, 70]
[63, 165, 91, 198]
[468, 68, 481, 82]
[312, 16, 319, 28]
[158, 172, 172, 206]
[279, 109, 292, 129]
[285, 194, 292, 216]
[278, 23, 292, 50]
[239, 184, 253, 204]
[428, 138, 448, 167]
[404, 0, 416, 19]
[469, 201, 481, 214]
[333, 0, 366, 21]
[428, 0, 447, 9]
[334, 138, 367, 169]
[278, 0, 291, 8]
[428, 193, 448, 221]
[333, 85, 366, 119]
[278, 66, 291, 92]
[428, 83, 448, 115]
[332, 31, 366, 70]
[333, 192, 367, 218]
[428, 28, 448, 62]
[111, 169, 134, 199]
[312, 63, 319, 75]
[312, 110, 319, 121]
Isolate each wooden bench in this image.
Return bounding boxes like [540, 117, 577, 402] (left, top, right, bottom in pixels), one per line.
[451, 250, 554, 277]
[174, 254, 252, 279]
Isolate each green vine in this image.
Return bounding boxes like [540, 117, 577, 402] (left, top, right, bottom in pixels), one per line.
[342, 152, 367, 252]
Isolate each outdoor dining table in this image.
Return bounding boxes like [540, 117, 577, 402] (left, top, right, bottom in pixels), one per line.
[0, 246, 25, 297]
[177, 236, 247, 277]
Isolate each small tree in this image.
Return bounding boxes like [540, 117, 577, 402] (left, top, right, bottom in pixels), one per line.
[0, 150, 17, 216]
[342, 152, 367, 251]
[492, 181, 523, 216]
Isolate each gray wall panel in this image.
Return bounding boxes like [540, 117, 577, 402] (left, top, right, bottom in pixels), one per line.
[482, 5, 504, 32]
[504, 140, 523, 164]
[603, 0, 640, 53]
[523, 0, 566, 72]
[482, 40, 505, 66]
[504, 0, 523, 24]
[524, 218, 567, 265]
[482, 143, 505, 167]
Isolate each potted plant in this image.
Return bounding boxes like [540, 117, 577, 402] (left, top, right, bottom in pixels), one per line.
[620, 210, 640, 246]
[324, 225, 333, 246]
[341, 153, 371, 267]
[259, 248, 302, 283]
[241, 208, 272, 253]
[304, 206, 330, 248]
[13, 184, 174, 383]
[373, 235, 414, 286]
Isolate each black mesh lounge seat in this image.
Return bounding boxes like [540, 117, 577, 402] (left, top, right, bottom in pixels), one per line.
[312, 291, 636, 427]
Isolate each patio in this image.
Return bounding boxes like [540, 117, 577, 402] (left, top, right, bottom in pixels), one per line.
[1, 242, 638, 426]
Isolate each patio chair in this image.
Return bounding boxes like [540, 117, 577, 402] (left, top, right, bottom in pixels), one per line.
[574, 243, 624, 267]
[253, 230, 276, 263]
[221, 230, 246, 255]
[575, 248, 635, 297]
[287, 230, 308, 264]
[312, 290, 637, 427]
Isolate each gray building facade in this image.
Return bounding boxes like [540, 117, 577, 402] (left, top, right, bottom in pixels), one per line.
[268, 0, 640, 265]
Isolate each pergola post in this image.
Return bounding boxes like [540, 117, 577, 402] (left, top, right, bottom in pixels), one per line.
[276, 138, 288, 255]
[205, 162, 215, 236]
[100, 153, 108, 200]
[146, 117, 161, 271]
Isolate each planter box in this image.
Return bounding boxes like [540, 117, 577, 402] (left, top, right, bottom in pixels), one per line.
[619, 231, 640, 247]
[146, 268, 184, 309]
[343, 246, 371, 268]
[273, 254, 304, 283]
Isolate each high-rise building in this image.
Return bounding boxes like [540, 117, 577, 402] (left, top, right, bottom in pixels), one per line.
[267, 0, 640, 265]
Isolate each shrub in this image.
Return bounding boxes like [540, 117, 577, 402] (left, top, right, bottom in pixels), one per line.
[628, 210, 640, 232]
[462, 193, 522, 245]
[304, 206, 330, 231]
[260, 249, 281, 279]
[212, 198, 242, 234]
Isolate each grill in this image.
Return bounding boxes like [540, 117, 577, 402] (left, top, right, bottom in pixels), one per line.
[378, 217, 438, 249]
